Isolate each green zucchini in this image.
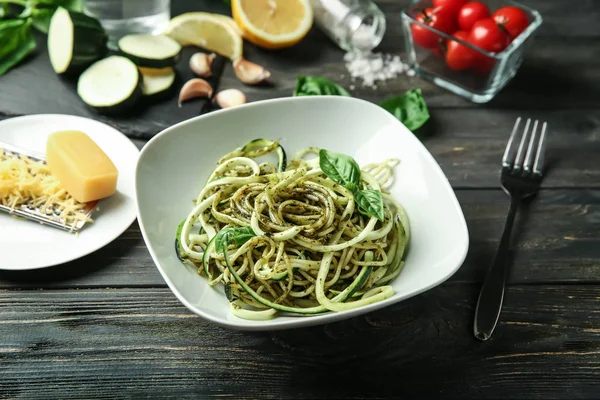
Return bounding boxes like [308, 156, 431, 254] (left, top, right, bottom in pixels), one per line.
[48, 6, 108, 75]
[77, 55, 143, 115]
[118, 34, 181, 68]
[202, 234, 218, 280]
[241, 139, 287, 172]
[139, 67, 176, 98]
[224, 248, 370, 315]
[175, 220, 186, 263]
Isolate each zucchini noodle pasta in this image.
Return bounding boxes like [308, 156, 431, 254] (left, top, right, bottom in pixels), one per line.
[176, 139, 410, 320]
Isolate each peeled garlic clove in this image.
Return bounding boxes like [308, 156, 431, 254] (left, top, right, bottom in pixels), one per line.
[178, 78, 213, 107]
[214, 89, 246, 109]
[233, 58, 271, 85]
[190, 52, 216, 77]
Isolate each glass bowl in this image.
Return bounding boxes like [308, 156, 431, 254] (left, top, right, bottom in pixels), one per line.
[401, 0, 542, 103]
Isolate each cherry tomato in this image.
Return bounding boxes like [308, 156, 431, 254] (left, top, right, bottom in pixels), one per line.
[411, 8, 457, 49]
[433, 0, 467, 18]
[467, 18, 510, 53]
[457, 2, 490, 31]
[445, 30, 476, 71]
[492, 6, 530, 40]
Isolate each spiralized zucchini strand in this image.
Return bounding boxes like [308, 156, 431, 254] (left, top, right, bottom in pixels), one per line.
[178, 139, 410, 320]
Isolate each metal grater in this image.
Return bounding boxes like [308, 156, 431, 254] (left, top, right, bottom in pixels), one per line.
[0, 141, 96, 233]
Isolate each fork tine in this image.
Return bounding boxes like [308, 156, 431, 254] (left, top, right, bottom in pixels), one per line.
[513, 118, 531, 171]
[533, 121, 547, 175]
[523, 120, 539, 173]
[502, 117, 522, 167]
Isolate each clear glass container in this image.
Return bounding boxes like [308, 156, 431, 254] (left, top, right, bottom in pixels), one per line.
[311, 0, 386, 53]
[401, 0, 542, 103]
[83, 0, 171, 49]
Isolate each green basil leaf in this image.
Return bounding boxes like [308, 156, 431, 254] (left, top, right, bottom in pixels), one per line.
[31, 7, 52, 32]
[214, 226, 256, 254]
[30, 0, 82, 33]
[294, 76, 351, 97]
[33, 0, 83, 9]
[355, 189, 385, 222]
[379, 88, 430, 132]
[0, 18, 36, 76]
[1, 3, 9, 18]
[319, 149, 361, 187]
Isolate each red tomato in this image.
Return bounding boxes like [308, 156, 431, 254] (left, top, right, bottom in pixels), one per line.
[433, 0, 467, 17]
[467, 18, 510, 53]
[411, 8, 457, 49]
[445, 30, 476, 71]
[458, 2, 490, 31]
[492, 6, 530, 40]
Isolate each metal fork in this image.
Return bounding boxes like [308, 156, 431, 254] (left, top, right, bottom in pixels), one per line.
[473, 117, 548, 341]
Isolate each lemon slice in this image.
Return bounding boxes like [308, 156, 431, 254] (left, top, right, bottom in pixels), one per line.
[232, 0, 313, 49]
[164, 12, 243, 61]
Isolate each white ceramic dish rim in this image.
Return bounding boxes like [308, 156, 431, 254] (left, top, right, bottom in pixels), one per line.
[136, 96, 469, 330]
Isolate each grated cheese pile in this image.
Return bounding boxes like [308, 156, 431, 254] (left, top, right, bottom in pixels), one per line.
[0, 148, 90, 225]
[344, 51, 409, 89]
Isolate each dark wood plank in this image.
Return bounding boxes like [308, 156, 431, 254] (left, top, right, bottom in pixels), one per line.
[1, 189, 598, 288]
[1, 284, 600, 399]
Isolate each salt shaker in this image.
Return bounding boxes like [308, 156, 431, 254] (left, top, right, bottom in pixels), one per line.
[310, 0, 386, 53]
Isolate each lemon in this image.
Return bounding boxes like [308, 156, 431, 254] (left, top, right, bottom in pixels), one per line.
[231, 0, 313, 50]
[164, 12, 243, 61]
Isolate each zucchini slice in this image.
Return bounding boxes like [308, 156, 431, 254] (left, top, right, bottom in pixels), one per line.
[118, 34, 182, 68]
[48, 6, 108, 75]
[77, 55, 142, 114]
[139, 67, 176, 97]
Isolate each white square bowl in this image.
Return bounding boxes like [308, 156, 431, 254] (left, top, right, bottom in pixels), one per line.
[135, 96, 469, 330]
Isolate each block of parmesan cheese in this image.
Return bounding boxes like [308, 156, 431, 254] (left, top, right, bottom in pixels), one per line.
[46, 130, 118, 203]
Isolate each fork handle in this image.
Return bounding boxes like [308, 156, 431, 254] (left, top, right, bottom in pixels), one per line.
[473, 195, 520, 341]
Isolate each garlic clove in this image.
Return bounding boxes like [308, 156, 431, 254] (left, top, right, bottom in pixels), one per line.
[189, 52, 216, 78]
[178, 78, 214, 107]
[214, 89, 246, 109]
[233, 58, 271, 85]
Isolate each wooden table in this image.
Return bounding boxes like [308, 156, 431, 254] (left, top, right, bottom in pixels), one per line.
[1, 0, 599, 398]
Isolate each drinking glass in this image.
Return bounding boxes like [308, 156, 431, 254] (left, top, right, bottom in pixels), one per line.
[83, 0, 171, 48]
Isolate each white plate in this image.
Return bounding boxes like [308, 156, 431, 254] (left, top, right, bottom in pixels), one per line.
[0, 114, 139, 270]
[136, 96, 469, 330]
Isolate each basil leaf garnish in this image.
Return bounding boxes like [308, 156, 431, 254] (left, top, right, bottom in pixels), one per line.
[379, 88, 430, 132]
[355, 189, 384, 222]
[294, 76, 351, 97]
[319, 149, 361, 188]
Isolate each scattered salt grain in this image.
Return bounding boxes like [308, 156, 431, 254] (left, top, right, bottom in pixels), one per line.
[343, 51, 408, 88]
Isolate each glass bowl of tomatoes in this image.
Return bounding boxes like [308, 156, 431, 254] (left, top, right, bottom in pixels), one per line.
[401, 0, 542, 103]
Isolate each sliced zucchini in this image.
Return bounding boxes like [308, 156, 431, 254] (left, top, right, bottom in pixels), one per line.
[48, 6, 108, 75]
[77, 55, 142, 114]
[118, 34, 181, 68]
[139, 67, 176, 97]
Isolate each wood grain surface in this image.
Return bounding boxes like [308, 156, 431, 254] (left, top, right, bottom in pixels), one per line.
[0, 0, 599, 398]
[1, 285, 600, 399]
